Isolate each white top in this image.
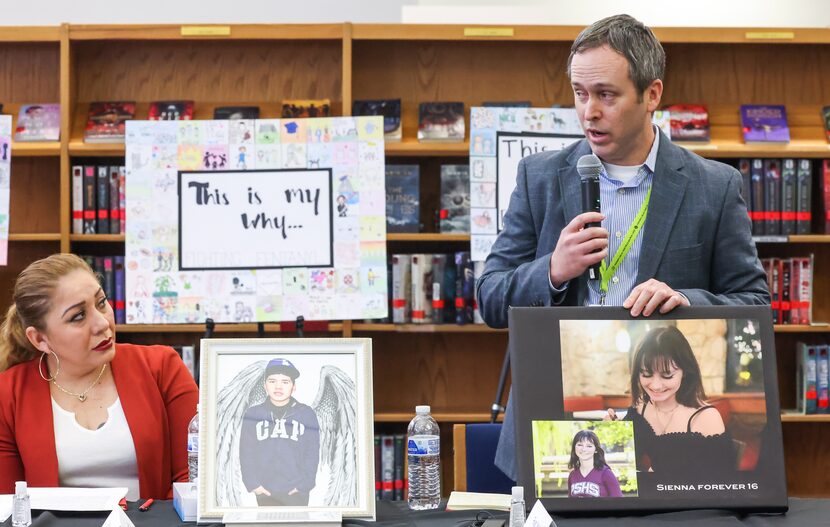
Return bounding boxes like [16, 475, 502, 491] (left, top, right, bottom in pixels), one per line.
[51, 397, 140, 500]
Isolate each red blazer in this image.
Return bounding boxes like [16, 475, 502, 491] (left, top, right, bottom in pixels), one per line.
[0, 343, 199, 499]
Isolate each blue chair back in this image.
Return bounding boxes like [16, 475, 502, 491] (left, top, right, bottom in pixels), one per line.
[463, 423, 515, 494]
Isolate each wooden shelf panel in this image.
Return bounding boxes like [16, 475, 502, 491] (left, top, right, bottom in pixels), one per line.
[69, 24, 344, 41]
[11, 141, 60, 157]
[755, 235, 830, 244]
[0, 27, 61, 42]
[387, 233, 470, 242]
[376, 412, 830, 423]
[375, 412, 499, 423]
[9, 233, 61, 242]
[116, 322, 344, 334]
[774, 325, 830, 333]
[70, 234, 125, 242]
[353, 323, 505, 333]
[353, 25, 830, 44]
[780, 414, 830, 423]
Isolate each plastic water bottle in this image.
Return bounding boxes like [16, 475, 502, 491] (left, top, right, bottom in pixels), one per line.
[187, 404, 199, 483]
[12, 481, 31, 527]
[407, 405, 440, 510]
[509, 486, 526, 527]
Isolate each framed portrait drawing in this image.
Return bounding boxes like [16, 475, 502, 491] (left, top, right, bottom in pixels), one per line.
[197, 338, 375, 520]
[509, 306, 788, 514]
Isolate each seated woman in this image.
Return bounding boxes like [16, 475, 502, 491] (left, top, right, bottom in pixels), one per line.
[607, 325, 737, 480]
[0, 254, 198, 500]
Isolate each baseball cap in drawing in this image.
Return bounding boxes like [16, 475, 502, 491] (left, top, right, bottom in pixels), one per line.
[265, 358, 300, 380]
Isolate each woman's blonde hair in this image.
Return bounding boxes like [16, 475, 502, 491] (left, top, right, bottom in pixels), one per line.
[0, 253, 94, 371]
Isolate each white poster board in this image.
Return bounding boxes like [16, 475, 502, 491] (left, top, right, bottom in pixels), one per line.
[469, 107, 583, 262]
[0, 116, 9, 266]
[125, 116, 387, 324]
[178, 169, 333, 270]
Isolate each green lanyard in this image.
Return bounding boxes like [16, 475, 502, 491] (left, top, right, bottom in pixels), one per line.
[599, 185, 653, 297]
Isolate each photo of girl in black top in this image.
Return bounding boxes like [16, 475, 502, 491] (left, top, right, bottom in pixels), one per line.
[606, 326, 737, 479]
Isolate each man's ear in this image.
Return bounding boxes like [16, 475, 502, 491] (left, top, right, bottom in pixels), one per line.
[645, 79, 663, 113]
[25, 326, 50, 354]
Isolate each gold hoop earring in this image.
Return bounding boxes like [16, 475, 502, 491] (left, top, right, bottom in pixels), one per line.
[38, 351, 59, 382]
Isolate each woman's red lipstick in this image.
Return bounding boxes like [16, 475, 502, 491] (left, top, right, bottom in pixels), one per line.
[92, 338, 112, 351]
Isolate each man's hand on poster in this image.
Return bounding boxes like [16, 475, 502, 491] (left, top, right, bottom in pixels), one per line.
[253, 486, 272, 496]
[623, 278, 689, 317]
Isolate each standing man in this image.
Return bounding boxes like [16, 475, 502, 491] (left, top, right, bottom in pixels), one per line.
[240, 358, 320, 506]
[476, 15, 769, 480]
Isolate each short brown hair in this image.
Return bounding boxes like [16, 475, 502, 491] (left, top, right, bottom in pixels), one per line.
[567, 14, 665, 96]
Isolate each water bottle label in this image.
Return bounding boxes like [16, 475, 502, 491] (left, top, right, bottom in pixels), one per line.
[407, 435, 439, 456]
[187, 433, 199, 453]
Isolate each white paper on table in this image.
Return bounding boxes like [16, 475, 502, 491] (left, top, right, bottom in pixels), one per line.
[103, 506, 136, 527]
[28, 487, 128, 511]
[525, 499, 556, 527]
[0, 494, 11, 523]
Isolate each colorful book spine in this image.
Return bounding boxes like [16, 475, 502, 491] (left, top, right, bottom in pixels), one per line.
[798, 256, 813, 325]
[96, 166, 110, 234]
[102, 256, 115, 312]
[798, 343, 818, 414]
[824, 160, 830, 234]
[83, 166, 97, 234]
[410, 254, 432, 324]
[796, 159, 812, 235]
[430, 254, 448, 324]
[119, 166, 127, 234]
[114, 255, 126, 324]
[109, 166, 121, 234]
[763, 159, 781, 235]
[455, 251, 474, 325]
[71, 165, 83, 234]
[374, 436, 381, 501]
[380, 434, 395, 500]
[780, 259, 791, 325]
[750, 159, 765, 235]
[818, 346, 830, 414]
[391, 254, 411, 324]
[393, 434, 405, 501]
[781, 159, 797, 235]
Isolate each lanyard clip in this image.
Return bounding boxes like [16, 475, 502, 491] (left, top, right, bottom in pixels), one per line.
[599, 293, 606, 306]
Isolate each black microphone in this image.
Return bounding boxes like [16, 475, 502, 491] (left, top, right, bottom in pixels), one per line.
[577, 154, 603, 280]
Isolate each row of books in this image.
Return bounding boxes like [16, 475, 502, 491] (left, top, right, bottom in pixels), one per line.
[83, 100, 333, 143]
[374, 434, 406, 501]
[386, 164, 470, 234]
[80, 254, 126, 324]
[71, 164, 126, 234]
[760, 256, 814, 325]
[796, 342, 830, 414]
[391, 251, 476, 325]
[737, 158, 815, 236]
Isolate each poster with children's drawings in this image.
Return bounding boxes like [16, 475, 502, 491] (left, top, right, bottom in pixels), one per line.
[0, 116, 10, 266]
[125, 116, 387, 324]
[469, 107, 583, 263]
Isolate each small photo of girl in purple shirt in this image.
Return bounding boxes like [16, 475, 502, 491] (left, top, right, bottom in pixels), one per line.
[567, 430, 623, 498]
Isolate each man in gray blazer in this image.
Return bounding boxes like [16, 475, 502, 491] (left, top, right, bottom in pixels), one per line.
[476, 15, 770, 480]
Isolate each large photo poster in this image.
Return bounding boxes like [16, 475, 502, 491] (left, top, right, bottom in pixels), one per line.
[125, 116, 387, 323]
[509, 306, 788, 513]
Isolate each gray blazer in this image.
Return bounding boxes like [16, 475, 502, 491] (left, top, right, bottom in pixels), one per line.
[477, 131, 770, 479]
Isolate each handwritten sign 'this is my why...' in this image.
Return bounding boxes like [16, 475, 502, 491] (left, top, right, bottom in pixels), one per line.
[178, 169, 333, 270]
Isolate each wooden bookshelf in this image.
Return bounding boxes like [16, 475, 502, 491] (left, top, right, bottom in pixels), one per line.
[0, 22, 829, 497]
